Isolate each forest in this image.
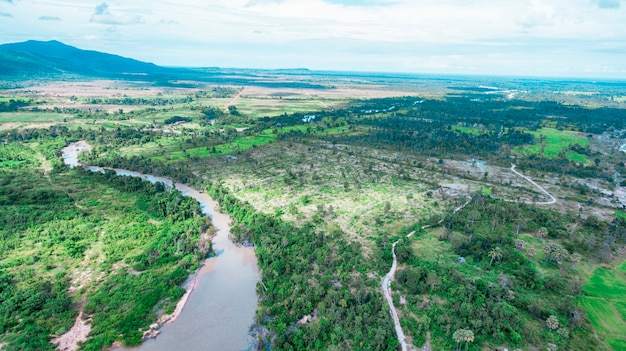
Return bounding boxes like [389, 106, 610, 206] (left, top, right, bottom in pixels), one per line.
[0, 141, 211, 350]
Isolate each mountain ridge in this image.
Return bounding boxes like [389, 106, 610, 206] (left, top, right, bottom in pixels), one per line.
[0, 40, 167, 80]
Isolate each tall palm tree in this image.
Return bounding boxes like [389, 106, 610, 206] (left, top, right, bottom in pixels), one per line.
[463, 329, 475, 351]
[453, 329, 463, 351]
[488, 247, 503, 266]
[453, 329, 474, 351]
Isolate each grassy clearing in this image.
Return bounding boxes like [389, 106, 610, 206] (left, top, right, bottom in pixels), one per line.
[618, 260, 626, 273]
[119, 125, 353, 163]
[410, 231, 455, 262]
[614, 300, 626, 320]
[581, 266, 626, 349]
[0, 111, 72, 123]
[608, 338, 626, 351]
[451, 125, 484, 135]
[583, 268, 626, 299]
[480, 185, 492, 195]
[579, 297, 626, 336]
[189, 140, 438, 245]
[234, 97, 347, 118]
[514, 128, 590, 163]
[0, 97, 29, 102]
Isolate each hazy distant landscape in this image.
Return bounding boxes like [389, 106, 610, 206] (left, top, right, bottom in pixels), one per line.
[1, 35, 626, 351]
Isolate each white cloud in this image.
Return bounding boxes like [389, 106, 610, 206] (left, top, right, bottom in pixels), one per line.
[517, 0, 555, 28]
[0, 0, 624, 78]
[90, 2, 144, 25]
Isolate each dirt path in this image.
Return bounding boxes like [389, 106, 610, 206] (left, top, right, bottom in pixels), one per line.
[383, 166, 555, 351]
[510, 164, 557, 205]
[383, 195, 471, 351]
[52, 310, 91, 351]
[224, 87, 247, 111]
[382, 240, 411, 351]
[422, 195, 472, 230]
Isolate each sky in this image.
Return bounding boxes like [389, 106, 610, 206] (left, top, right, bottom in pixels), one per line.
[1, 0, 626, 78]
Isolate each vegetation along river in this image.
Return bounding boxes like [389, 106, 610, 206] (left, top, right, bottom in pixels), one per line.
[62, 141, 260, 351]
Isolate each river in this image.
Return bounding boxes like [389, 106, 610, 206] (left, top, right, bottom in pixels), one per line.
[62, 141, 260, 351]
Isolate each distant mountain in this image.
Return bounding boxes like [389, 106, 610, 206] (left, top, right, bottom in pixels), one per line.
[0, 40, 167, 80]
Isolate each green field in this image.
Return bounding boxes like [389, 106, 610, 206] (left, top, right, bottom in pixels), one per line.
[618, 260, 626, 273]
[579, 297, 626, 336]
[0, 111, 72, 123]
[452, 125, 484, 135]
[581, 266, 626, 349]
[0, 97, 29, 102]
[583, 268, 626, 299]
[234, 97, 348, 118]
[608, 339, 626, 351]
[480, 185, 492, 195]
[514, 128, 590, 163]
[117, 124, 352, 163]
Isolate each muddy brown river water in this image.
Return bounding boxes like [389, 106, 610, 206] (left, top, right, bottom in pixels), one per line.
[62, 142, 260, 351]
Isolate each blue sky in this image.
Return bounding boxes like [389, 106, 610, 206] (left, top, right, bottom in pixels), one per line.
[1, 0, 625, 78]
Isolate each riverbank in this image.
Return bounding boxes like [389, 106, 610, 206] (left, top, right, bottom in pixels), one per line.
[62, 142, 260, 351]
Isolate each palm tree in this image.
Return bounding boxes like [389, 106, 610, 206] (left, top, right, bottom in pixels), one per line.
[453, 329, 464, 351]
[488, 247, 503, 266]
[462, 329, 474, 351]
[453, 329, 474, 351]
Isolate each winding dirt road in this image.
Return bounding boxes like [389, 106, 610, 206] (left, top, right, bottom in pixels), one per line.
[382, 165, 557, 350]
[510, 164, 557, 205]
[382, 240, 410, 351]
[383, 195, 472, 351]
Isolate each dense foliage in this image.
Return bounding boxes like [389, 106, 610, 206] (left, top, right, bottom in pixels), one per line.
[0, 142, 211, 350]
[208, 183, 397, 350]
[394, 196, 618, 350]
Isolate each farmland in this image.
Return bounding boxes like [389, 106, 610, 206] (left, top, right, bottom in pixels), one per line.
[514, 127, 590, 164]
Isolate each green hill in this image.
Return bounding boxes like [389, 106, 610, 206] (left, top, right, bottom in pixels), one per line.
[0, 40, 167, 80]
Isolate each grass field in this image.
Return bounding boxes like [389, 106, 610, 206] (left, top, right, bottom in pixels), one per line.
[618, 260, 626, 273]
[514, 128, 590, 163]
[411, 231, 455, 262]
[581, 265, 626, 349]
[0, 111, 72, 123]
[480, 185, 492, 195]
[451, 125, 484, 135]
[0, 97, 30, 102]
[579, 297, 626, 336]
[583, 268, 626, 299]
[118, 124, 353, 163]
[233, 97, 348, 118]
[608, 338, 626, 351]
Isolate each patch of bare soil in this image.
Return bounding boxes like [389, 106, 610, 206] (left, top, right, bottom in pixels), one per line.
[51, 310, 91, 351]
